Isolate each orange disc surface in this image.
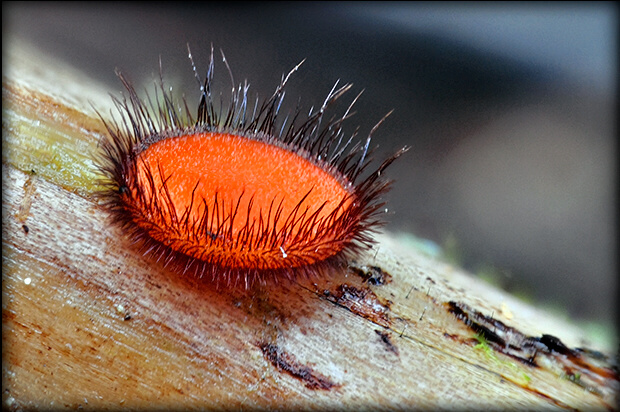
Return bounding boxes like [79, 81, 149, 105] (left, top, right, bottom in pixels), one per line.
[131, 132, 353, 269]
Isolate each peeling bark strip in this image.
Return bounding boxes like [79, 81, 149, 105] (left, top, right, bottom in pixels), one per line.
[446, 301, 619, 400]
[323, 284, 392, 328]
[258, 343, 339, 390]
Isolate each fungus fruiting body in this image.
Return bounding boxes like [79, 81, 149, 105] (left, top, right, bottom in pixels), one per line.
[96, 47, 407, 288]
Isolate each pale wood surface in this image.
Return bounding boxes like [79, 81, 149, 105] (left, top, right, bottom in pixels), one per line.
[2, 39, 617, 411]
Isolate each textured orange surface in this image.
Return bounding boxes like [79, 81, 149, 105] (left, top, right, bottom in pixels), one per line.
[132, 133, 353, 268]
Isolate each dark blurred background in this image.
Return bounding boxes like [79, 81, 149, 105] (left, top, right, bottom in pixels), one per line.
[4, 3, 617, 338]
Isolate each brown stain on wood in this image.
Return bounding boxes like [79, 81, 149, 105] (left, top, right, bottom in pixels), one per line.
[349, 263, 393, 285]
[258, 343, 339, 391]
[374, 329, 399, 356]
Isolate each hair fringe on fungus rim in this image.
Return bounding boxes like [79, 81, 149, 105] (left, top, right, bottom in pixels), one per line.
[95, 46, 408, 289]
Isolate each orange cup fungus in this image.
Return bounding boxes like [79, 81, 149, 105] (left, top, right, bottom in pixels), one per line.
[96, 47, 407, 288]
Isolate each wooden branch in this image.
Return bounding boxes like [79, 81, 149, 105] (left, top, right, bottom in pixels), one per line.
[2, 39, 617, 411]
